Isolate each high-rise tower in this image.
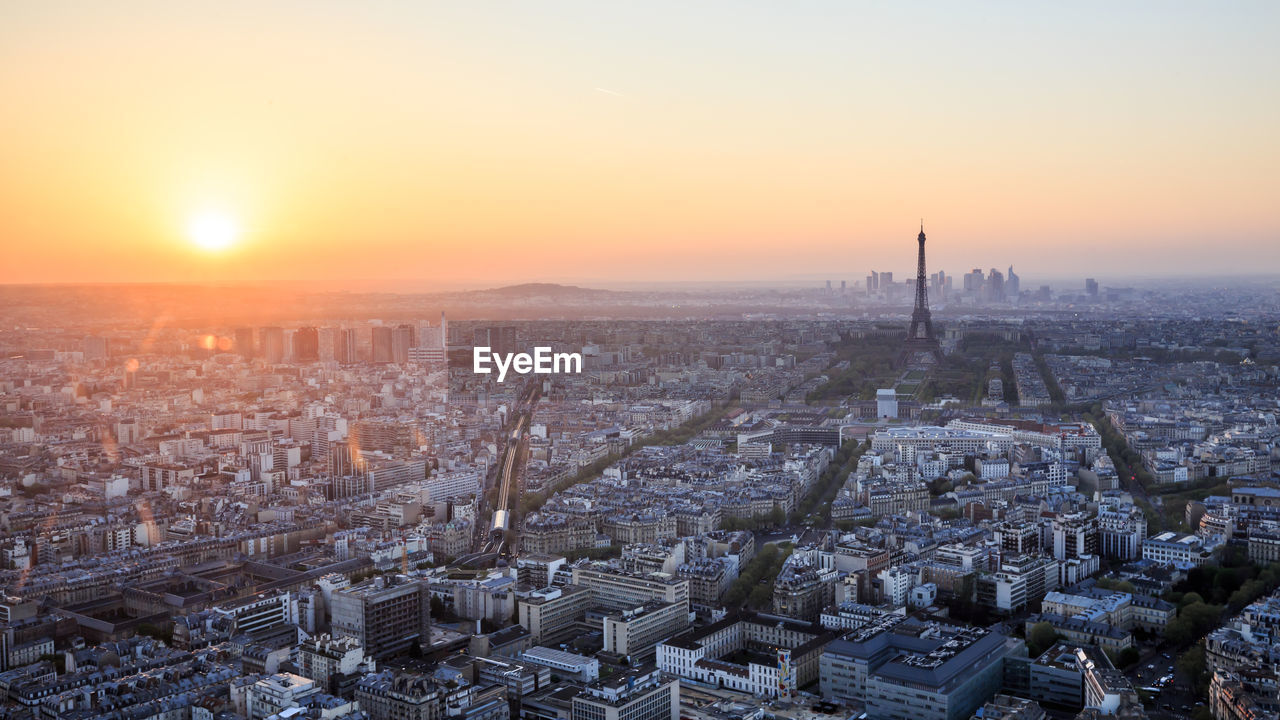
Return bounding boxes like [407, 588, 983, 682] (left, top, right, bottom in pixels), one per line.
[899, 223, 943, 367]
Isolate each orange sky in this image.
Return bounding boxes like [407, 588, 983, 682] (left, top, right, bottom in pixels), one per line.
[2, 2, 1278, 287]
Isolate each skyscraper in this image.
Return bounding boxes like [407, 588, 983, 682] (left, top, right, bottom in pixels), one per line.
[987, 268, 1005, 303]
[334, 328, 359, 364]
[964, 269, 985, 295]
[474, 326, 518, 356]
[371, 327, 393, 363]
[83, 335, 109, 360]
[234, 328, 255, 358]
[392, 324, 415, 364]
[259, 327, 285, 364]
[293, 327, 320, 362]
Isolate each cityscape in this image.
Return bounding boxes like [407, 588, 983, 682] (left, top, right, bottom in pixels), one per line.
[3, 4, 1279, 720]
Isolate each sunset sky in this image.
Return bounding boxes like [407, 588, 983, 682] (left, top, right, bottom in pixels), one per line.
[2, 1, 1277, 288]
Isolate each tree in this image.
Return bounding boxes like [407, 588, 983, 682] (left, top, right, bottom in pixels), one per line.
[1095, 577, 1137, 594]
[1168, 602, 1223, 647]
[1027, 621, 1060, 657]
[1116, 647, 1141, 669]
[1177, 643, 1209, 696]
[39, 653, 67, 674]
[769, 505, 785, 527]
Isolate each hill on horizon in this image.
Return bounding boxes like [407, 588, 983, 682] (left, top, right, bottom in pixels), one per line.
[468, 282, 619, 298]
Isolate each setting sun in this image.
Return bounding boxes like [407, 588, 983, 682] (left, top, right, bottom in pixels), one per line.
[187, 211, 240, 252]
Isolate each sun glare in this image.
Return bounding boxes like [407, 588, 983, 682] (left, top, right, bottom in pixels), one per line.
[187, 211, 240, 251]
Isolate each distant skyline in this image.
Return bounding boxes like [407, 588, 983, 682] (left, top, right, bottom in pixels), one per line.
[2, 2, 1278, 286]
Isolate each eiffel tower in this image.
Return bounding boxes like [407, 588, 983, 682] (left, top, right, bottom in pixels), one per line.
[899, 222, 943, 367]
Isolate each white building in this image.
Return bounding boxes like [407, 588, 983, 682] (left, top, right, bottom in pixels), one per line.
[1142, 531, 1212, 569]
[426, 469, 480, 503]
[245, 674, 319, 720]
[878, 566, 915, 608]
[870, 426, 1015, 459]
[521, 646, 600, 682]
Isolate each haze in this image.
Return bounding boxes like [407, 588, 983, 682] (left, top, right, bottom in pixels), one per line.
[2, 1, 1278, 287]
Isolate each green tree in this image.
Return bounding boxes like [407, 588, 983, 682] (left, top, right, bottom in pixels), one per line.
[1027, 621, 1060, 657]
[770, 505, 785, 527]
[1095, 577, 1137, 594]
[1177, 643, 1209, 696]
[1167, 602, 1223, 646]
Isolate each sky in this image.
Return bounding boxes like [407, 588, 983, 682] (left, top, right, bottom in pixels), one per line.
[2, 1, 1278, 289]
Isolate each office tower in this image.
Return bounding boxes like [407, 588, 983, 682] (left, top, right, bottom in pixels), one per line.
[293, 327, 320, 362]
[866, 272, 877, 295]
[408, 321, 446, 363]
[259, 327, 285, 364]
[440, 312, 449, 349]
[317, 328, 336, 362]
[474, 326, 518, 356]
[840, 280, 846, 294]
[330, 576, 431, 659]
[825, 280, 832, 293]
[964, 269, 985, 294]
[392, 324, 415, 364]
[899, 224, 942, 366]
[1086, 278, 1099, 297]
[83, 335, 109, 360]
[116, 419, 141, 444]
[234, 327, 255, 358]
[335, 328, 359, 364]
[987, 268, 1005, 302]
[498, 326, 517, 355]
[417, 325, 443, 350]
[1006, 266, 1020, 299]
[371, 327, 393, 363]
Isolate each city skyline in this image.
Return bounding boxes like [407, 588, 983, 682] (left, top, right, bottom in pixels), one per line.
[5, 5, 1280, 719]
[3, 2, 1279, 286]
